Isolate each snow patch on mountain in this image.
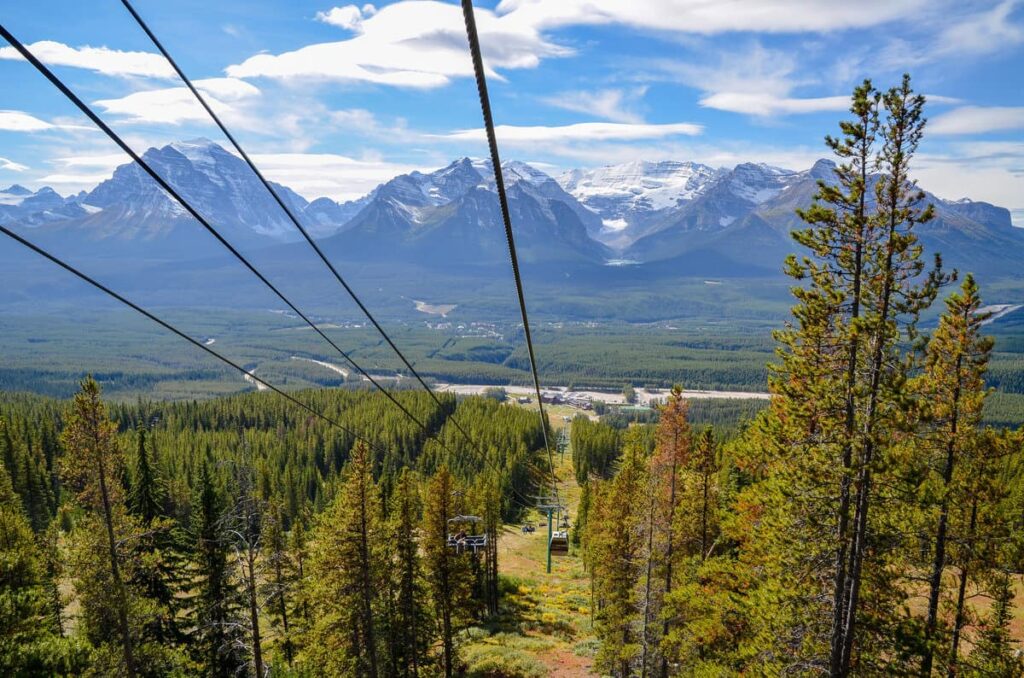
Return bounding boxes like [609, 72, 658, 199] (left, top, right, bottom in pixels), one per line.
[558, 160, 721, 215]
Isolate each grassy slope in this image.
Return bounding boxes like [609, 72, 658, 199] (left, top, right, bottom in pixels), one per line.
[462, 408, 598, 676]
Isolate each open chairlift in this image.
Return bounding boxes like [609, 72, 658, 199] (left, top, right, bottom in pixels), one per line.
[447, 515, 487, 554]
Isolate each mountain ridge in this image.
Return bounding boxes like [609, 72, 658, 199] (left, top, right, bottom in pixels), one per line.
[4, 139, 1021, 278]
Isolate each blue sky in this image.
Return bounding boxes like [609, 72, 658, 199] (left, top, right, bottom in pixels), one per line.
[1, 0, 1022, 222]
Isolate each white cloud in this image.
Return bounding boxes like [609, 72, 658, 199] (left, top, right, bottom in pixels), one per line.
[934, 0, 1024, 58]
[316, 5, 369, 31]
[36, 172, 116, 187]
[700, 92, 849, 115]
[0, 110, 57, 132]
[438, 121, 703, 144]
[495, 0, 929, 34]
[542, 88, 647, 123]
[0, 157, 28, 172]
[914, 146, 1024, 224]
[0, 40, 174, 78]
[0, 110, 91, 133]
[227, 1, 571, 88]
[93, 78, 261, 125]
[52, 153, 128, 171]
[248, 152, 423, 201]
[929, 106, 1024, 135]
[650, 43, 850, 118]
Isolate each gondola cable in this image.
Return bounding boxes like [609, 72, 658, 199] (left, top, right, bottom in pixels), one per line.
[0, 21, 542, 513]
[1, 223, 538, 513]
[0, 23, 433, 435]
[460, 0, 560, 506]
[117, 0, 490, 462]
[0, 223, 376, 452]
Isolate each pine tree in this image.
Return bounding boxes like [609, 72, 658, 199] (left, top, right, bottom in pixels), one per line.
[967, 570, 1024, 676]
[305, 441, 384, 676]
[60, 377, 137, 677]
[385, 468, 432, 677]
[128, 428, 165, 523]
[422, 464, 472, 678]
[914, 275, 993, 673]
[224, 459, 267, 678]
[590, 431, 650, 677]
[263, 505, 295, 667]
[190, 460, 246, 677]
[0, 463, 85, 673]
[794, 81, 881, 673]
[650, 386, 692, 678]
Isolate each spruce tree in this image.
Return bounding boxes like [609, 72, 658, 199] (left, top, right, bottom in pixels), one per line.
[0, 463, 85, 674]
[386, 468, 432, 677]
[60, 377, 137, 677]
[305, 441, 384, 676]
[422, 465, 471, 678]
[190, 460, 246, 677]
[590, 430, 650, 677]
[914, 275, 993, 673]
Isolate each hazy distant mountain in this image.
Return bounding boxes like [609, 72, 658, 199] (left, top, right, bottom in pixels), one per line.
[4, 139, 1020, 280]
[0, 184, 93, 226]
[623, 158, 1024, 276]
[6, 139, 363, 256]
[319, 157, 609, 267]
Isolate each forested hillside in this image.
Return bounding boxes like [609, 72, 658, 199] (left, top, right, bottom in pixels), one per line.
[572, 77, 1024, 676]
[0, 384, 545, 675]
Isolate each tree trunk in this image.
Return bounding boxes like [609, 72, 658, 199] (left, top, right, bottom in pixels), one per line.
[640, 489, 657, 678]
[829, 97, 872, 678]
[923, 354, 962, 676]
[97, 458, 136, 678]
[245, 545, 263, 678]
[947, 498, 977, 677]
[838, 190, 901, 674]
[660, 429, 680, 678]
[274, 553, 292, 665]
[359, 472, 379, 678]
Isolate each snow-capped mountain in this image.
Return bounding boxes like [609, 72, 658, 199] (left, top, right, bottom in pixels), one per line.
[7, 139, 369, 256]
[558, 160, 722, 248]
[0, 184, 93, 225]
[4, 140, 1021, 279]
[625, 158, 1023, 276]
[318, 157, 608, 266]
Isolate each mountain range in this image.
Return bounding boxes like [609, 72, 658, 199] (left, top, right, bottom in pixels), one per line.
[3, 138, 1022, 279]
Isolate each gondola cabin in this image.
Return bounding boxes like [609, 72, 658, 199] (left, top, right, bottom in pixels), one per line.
[549, 529, 569, 556]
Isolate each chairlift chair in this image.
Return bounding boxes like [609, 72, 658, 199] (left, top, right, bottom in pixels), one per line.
[447, 515, 487, 554]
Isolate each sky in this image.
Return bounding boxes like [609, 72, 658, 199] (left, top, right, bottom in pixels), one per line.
[0, 0, 1022, 223]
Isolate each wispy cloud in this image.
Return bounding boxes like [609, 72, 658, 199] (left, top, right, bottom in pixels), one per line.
[930, 106, 1024, 135]
[935, 0, 1024, 58]
[647, 43, 852, 117]
[700, 93, 849, 116]
[93, 78, 261, 125]
[438, 121, 703, 144]
[495, 0, 930, 34]
[541, 88, 647, 123]
[0, 40, 174, 78]
[248, 151, 422, 201]
[0, 156, 28, 172]
[0, 110, 91, 133]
